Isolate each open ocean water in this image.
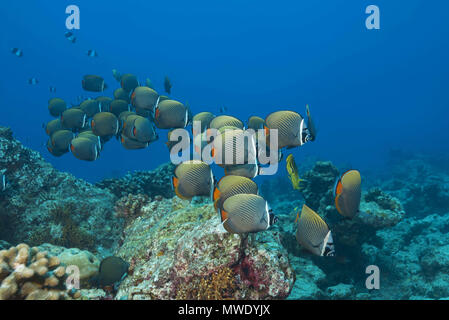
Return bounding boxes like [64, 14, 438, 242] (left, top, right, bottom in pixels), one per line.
[0, 0, 448, 302]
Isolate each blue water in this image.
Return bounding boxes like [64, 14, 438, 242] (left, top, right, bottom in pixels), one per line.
[1, 0, 448, 182]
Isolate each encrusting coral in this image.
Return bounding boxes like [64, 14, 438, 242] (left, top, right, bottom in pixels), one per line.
[115, 194, 150, 223]
[175, 266, 237, 300]
[0, 243, 80, 300]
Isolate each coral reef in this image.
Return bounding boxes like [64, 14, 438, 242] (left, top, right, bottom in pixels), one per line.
[41, 245, 100, 285]
[96, 162, 175, 199]
[0, 243, 81, 300]
[298, 161, 340, 218]
[261, 160, 409, 299]
[175, 266, 237, 300]
[0, 126, 123, 255]
[28, 202, 96, 251]
[325, 283, 355, 299]
[360, 213, 449, 299]
[114, 194, 150, 223]
[0, 241, 11, 251]
[286, 255, 326, 299]
[78, 288, 109, 300]
[2, 124, 448, 300]
[358, 188, 405, 229]
[382, 154, 449, 217]
[114, 197, 294, 300]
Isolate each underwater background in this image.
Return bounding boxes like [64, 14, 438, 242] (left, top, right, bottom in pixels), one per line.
[0, 0, 449, 300]
[2, 0, 449, 182]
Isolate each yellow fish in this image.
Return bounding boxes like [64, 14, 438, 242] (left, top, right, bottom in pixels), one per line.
[286, 154, 306, 190]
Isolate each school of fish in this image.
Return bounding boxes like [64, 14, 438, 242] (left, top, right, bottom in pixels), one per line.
[39, 67, 364, 258]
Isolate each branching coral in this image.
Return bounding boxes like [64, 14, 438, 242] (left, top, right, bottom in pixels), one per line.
[0, 243, 81, 300]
